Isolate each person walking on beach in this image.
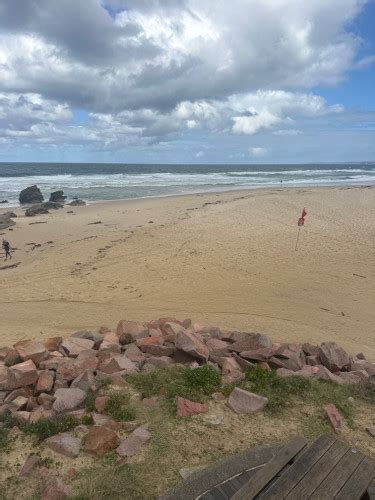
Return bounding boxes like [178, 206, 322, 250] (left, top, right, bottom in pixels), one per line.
[2, 239, 12, 260]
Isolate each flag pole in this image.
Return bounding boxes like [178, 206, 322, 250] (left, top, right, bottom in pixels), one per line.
[295, 226, 301, 251]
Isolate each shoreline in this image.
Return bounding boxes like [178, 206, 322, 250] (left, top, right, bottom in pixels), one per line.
[0, 185, 374, 359]
[2, 181, 374, 212]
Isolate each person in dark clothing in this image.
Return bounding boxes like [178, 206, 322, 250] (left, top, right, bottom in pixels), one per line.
[2, 239, 11, 260]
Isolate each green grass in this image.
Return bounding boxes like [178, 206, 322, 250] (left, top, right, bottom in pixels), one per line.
[23, 416, 78, 441]
[127, 365, 221, 412]
[103, 392, 137, 422]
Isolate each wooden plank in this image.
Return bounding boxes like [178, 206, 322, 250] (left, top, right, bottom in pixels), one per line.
[258, 434, 336, 499]
[231, 436, 307, 500]
[368, 479, 375, 500]
[309, 449, 364, 500]
[335, 456, 375, 500]
[286, 439, 349, 500]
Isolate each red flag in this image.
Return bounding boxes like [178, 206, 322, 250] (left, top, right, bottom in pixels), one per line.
[298, 208, 307, 226]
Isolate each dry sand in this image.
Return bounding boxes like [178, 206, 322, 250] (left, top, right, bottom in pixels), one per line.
[0, 186, 374, 358]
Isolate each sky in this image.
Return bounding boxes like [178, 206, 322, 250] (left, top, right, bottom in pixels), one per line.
[0, 0, 374, 164]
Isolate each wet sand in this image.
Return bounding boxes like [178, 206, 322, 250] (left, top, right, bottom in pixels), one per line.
[0, 186, 374, 359]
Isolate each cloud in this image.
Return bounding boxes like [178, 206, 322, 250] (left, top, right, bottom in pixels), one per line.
[0, 0, 371, 155]
[249, 147, 267, 157]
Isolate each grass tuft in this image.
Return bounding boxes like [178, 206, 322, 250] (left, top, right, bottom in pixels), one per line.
[103, 392, 136, 422]
[127, 365, 221, 412]
[23, 416, 78, 441]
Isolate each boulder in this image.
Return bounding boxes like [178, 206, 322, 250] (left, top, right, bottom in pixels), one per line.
[44, 337, 63, 352]
[337, 371, 369, 385]
[3, 349, 22, 367]
[227, 388, 268, 414]
[19, 455, 40, 478]
[8, 395, 28, 411]
[19, 185, 44, 204]
[57, 357, 98, 382]
[366, 426, 375, 438]
[36, 370, 55, 394]
[220, 357, 245, 384]
[160, 322, 185, 342]
[206, 338, 231, 358]
[302, 343, 320, 357]
[177, 397, 209, 417]
[306, 355, 320, 366]
[116, 320, 149, 344]
[319, 342, 350, 372]
[1, 360, 38, 390]
[84, 425, 120, 455]
[14, 340, 49, 365]
[68, 199, 86, 206]
[25, 205, 49, 217]
[70, 370, 95, 392]
[116, 424, 151, 457]
[239, 348, 273, 362]
[232, 352, 256, 370]
[227, 332, 272, 353]
[0, 213, 16, 230]
[61, 337, 95, 357]
[324, 403, 343, 433]
[175, 330, 209, 361]
[49, 191, 66, 203]
[99, 355, 138, 375]
[45, 433, 81, 458]
[314, 365, 343, 384]
[95, 396, 109, 413]
[272, 344, 306, 371]
[194, 324, 223, 340]
[52, 388, 86, 413]
[70, 330, 103, 348]
[143, 356, 174, 369]
[350, 360, 375, 377]
[42, 201, 63, 210]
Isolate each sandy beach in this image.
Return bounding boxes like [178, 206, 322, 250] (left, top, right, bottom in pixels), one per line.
[0, 186, 374, 359]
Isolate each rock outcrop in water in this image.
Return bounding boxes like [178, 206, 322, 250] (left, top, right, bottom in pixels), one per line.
[49, 191, 66, 203]
[19, 185, 44, 204]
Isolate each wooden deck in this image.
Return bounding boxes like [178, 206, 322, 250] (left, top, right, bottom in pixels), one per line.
[198, 435, 375, 500]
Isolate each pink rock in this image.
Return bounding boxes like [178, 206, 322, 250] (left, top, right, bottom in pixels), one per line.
[45, 433, 81, 458]
[44, 337, 63, 352]
[324, 403, 343, 433]
[19, 455, 40, 477]
[38, 393, 55, 409]
[99, 355, 138, 375]
[306, 355, 320, 366]
[136, 336, 163, 348]
[102, 332, 119, 344]
[9, 395, 28, 411]
[351, 360, 375, 377]
[232, 353, 256, 370]
[205, 339, 231, 357]
[95, 396, 109, 413]
[227, 332, 272, 352]
[84, 425, 120, 455]
[41, 476, 71, 500]
[116, 320, 149, 344]
[161, 322, 185, 342]
[314, 365, 344, 384]
[175, 330, 209, 361]
[39, 358, 71, 370]
[36, 370, 55, 394]
[0, 346, 11, 361]
[366, 426, 375, 438]
[276, 368, 295, 377]
[13, 411, 31, 423]
[240, 348, 273, 361]
[141, 344, 174, 357]
[273, 344, 306, 371]
[177, 397, 209, 417]
[52, 388, 86, 413]
[30, 408, 55, 423]
[116, 424, 151, 457]
[319, 342, 350, 372]
[70, 370, 95, 392]
[61, 338, 95, 357]
[302, 343, 320, 357]
[227, 387, 268, 414]
[57, 357, 98, 382]
[14, 340, 49, 365]
[337, 371, 369, 384]
[1, 360, 38, 390]
[99, 342, 121, 354]
[220, 357, 245, 384]
[212, 392, 226, 402]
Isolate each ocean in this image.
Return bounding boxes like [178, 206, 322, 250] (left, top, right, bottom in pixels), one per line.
[0, 162, 374, 207]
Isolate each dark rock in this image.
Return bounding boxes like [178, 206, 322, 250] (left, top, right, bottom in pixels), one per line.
[0, 200, 8, 204]
[25, 205, 49, 217]
[68, 199, 86, 206]
[19, 185, 44, 204]
[0, 213, 16, 230]
[42, 202, 63, 210]
[49, 191, 66, 203]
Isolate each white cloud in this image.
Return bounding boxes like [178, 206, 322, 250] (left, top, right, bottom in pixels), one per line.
[0, 0, 370, 153]
[249, 147, 267, 157]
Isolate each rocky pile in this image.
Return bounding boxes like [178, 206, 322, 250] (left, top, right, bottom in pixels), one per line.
[0, 319, 373, 426]
[16, 185, 86, 215]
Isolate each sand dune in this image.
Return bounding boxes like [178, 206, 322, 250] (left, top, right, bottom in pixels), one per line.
[0, 186, 374, 359]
